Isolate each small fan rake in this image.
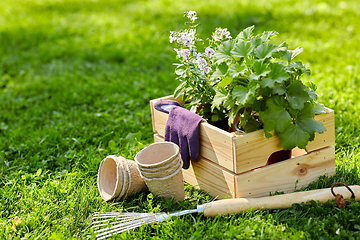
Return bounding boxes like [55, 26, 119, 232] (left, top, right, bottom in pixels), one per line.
[91, 207, 202, 239]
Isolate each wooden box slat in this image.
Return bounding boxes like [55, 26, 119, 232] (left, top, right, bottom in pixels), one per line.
[235, 146, 336, 198]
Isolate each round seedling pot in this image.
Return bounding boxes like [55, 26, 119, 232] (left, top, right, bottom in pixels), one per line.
[135, 142, 180, 170]
[140, 159, 182, 179]
[97, 155, 124, 201]
[141, 164, 185, 202]
[123, 159, 148, 199]
[115, 158, 129, 201]
[137, 153, 182, 174]
[97, 155, 148, 201]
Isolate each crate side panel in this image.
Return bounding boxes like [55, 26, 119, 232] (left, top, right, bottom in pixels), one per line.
[306, 109, 335, 152]
[198, 123, 234, 171]
[233, 131, 283, 174]
[152, 109, 168, 137]
[235, 146, 336, 198]
[233, 110, 334, 174]
[154, 134, 235, 199]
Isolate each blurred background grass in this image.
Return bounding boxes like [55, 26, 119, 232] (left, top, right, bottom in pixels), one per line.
[1, 0, 360, 238]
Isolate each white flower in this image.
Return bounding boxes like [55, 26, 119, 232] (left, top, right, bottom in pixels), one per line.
[192, 49, 198, 58]
[174, 48, 191, 60]
[169, 31, 177, 43]
[186, 10, 198, 22]
[195, 55, 211, 75]
[196, 55, 207, 67]
[205, 47, 215, 57]
[203, 66, 211, 74]
[212, 28, 232, 42]
[176, 29, 196, 48]
[180, 49, 191, 59]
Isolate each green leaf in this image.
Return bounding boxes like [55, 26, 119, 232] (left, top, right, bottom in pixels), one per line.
[295, 115, 326, 137]
[211, 114, 220, 122]
[211, 62, 228, 80]
[218, 76, 233, 87]
[252, 98, 267, 112]
[228, 62, 246, 78]
[287, 61, 310, 76]
[228, 105, 241, 127]
[223, 96, 235, 109]
[272, 83, 286, 95]
[250, 37, 263, 49]
[272, 41, 289, 58]
[279, 124, 310, 150]
[233, 85, 255, 106]
[283, 47, 304, 62]
[212, 87, 228, 111]
[244, 116, 261, 133]
[236, 25, 255, 41]
[250, 60, 270, 80]
[254, 42, 278, 60]
[295, 103, 326, 134]
[261, 78, 274, 88]
[174, 81, 186, 98]
[268, 63, 290, 83]
[214, 39, 235, 64]
[305, 81, 317, 91]
[313, 102, 327, 114]
[231, 40, 254, 58]
[261, 77, 274, 89]
[286, 80, 310, 109]
[307, 89, 317, 100]
[237, 110, 250, 129]
[263, 96, 292, 132]
[260, 31, 278, 42]
[259, 113, 275, 138]
[210, 62, 228, 80]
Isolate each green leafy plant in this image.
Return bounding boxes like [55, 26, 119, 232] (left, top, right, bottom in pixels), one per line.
[171, 12, 327, 150]
[211, 26, 327, 149]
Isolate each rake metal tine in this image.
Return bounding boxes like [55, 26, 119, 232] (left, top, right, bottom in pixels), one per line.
[94, 215, 155, 234]
[96, 223, 143, 240]
[96, 218, 157, 240]
[93, 212, 154, 219]
[95, 221, 143, 237]
[93, 216, 134, 224]
[91, 217, 136, 229]
[95, 215, 156, 233]
[91, 213, 152, 231]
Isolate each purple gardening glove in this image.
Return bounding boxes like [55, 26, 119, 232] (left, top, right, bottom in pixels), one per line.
[164, 106, 204, 169]
[154, 100, 181, 114]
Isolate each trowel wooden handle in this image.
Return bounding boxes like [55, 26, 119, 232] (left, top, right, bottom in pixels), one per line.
[203, 185, 360, 217]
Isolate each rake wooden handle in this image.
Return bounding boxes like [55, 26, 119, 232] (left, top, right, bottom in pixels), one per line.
[202, 185, 360, 217]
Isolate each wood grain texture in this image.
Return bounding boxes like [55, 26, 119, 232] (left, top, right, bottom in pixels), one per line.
[203, 185, 360, 217]
[306, 109, 335, 152]
[235, 146, 336, 198]
[233, 130, 283, 174]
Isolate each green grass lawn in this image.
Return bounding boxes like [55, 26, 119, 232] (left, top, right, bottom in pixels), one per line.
[1, 0, 360, 239]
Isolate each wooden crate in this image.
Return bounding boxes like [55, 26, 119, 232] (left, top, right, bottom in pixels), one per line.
[150, 95, 336, 199]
